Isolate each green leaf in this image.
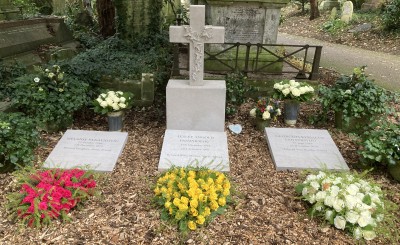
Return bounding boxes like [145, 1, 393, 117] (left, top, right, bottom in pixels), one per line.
[363, 194, 372, 205]
[295, 184, 305, 194]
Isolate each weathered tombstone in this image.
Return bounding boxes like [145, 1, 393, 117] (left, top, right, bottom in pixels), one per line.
[265, 128, 349, 171]
[361, 0, 385, 11]
[44, 130, 128, 172]
[159, 5, 230, 171]
[348, 23, 372, 33]
[319, 0, 341, 12]
[330, 7, 338, 20]
[341, 1, 354, 23]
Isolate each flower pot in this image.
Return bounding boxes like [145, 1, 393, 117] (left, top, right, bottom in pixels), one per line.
[284, 100, 300, 125]
[254, 117, 271, 131]
[107, 111, 124, 131]
[388, 161, 400, 182]
[334, 111, 371, 134]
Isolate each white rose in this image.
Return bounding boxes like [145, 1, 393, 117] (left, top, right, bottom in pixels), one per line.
[276, 108, 281, 116]
[291, 88, 301, 97]
[324, 195, 335, 207]
[112, 103, 120, 111]
[307, 86, 314, 92]
[345, 210, 359, 224]
[100, 101, 108, 108]
[358, 212, 372, 227]
[310, 181, 320, 190]
[299, 87, 307, 94]
[96, 98, 103, 103]
[346, 184, 359, 196]
[34, 77, 40, 83]
[113, 97, 120, 103]
[283, 84, 290, 89]
[108, 91, 116, 96]
[306, 194, 316, 204]
[330, 185, 340, 197]
[325, 210, 334, 221]
[250, 108, 256, 118]
[353, 227, 362, 240]
[100, 93, 107, 98]
[262, 111, 270, 120]
[120, 97, 126, 103]
[316, 172, 326, 179]
[106, 98, 113, 106]
[273, 83, 280, 89]
[315, 191, 327, 201]
[332, 177, 342, 185]
[333, 198, 345, 212]
[289, 80, 296, 86]
[306, 174, 317, 181]
[282, 88, 290, 96]
[345, 195, 357, 210]
[334, 216, 346, 230]
[119, 103, 126, 109]
[362, 230, 376, 241]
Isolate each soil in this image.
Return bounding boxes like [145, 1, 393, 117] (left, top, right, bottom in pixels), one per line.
[1, 7, 400, 245]
[279, 5, 400, 56]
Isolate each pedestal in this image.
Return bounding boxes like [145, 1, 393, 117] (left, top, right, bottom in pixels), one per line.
[166, 79, 226, 132]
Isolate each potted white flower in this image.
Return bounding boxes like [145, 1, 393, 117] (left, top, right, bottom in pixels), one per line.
[273, 79, 314, 125]
[249, 97, 281, 131]
[93, 91, 133, 131]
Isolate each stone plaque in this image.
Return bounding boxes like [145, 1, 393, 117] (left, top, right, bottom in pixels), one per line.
[44, 130, 128, 172]
[159, 129, 229, 172]
[265, 128, 348, 171]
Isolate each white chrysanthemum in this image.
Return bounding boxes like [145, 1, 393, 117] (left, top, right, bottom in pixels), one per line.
[119, 103, 126, 109]
[330, 185, 340, 197]
[262, 111, 270, 120]
[346, 184, 359, 196]
[358, 211, 372, 227]
[362, 230, 376, 241]
[306, 194, 316, 204]
[291, 88, 301, 97]
[34, 77, 40, 83]
[324, 195, 335, 207]
[100, 101, 108, 108]
[315, 191, 327, 201]
[345, 195, 357, 210]
[353, 227, 362, 240]
[334, 216, 346, 230]
[282, 88, 290, 96]
[333, 198, 345, 212]
[310, 181, 320, 190]
[345, 210, 360, 224]
[316, 171, 326, 179]
[250, 108, 256, 118]
[306, 174, 317, 182]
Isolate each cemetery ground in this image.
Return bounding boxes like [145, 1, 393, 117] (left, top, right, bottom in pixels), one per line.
[1, 69, 399, 244]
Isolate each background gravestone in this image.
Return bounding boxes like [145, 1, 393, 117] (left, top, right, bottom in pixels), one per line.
[341, 1, 354, 23]
[0, 0, 20, 20]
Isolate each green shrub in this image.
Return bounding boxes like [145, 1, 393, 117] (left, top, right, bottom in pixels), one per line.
[383, 0, 400, 32]
[225, 73, 253, 116]
[322, 19, 348, 35]
[0, 112, 40, 172]
[0, 62, 27, 100]
[10, 65, 89, 132]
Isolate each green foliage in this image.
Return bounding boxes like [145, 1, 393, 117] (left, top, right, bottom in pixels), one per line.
[359, 120, 400, 166]
[0, 62, 27, 100]
[10, 65, 89, 132]
[225, 73, 253, 116]
[318, 66, 394, 127]
[12, 0, 39, 18]
[383, 0, 400, 32]
[0, 112, 40, 170]
[322, 19, 348, 35]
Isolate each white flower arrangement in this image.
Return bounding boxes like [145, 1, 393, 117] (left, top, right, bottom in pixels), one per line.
[93, 91, 133, 115]
[296, 171, 398, 241]
[273, 79, 314, 102]
[249, 97, 281, 121]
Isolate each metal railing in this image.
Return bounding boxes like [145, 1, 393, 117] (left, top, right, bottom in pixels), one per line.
[173, 42, 323, 80]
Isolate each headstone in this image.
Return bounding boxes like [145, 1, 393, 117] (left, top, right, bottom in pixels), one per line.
[361, 0, 385, 11]
[44, 130, 128, 172]
[0, 18, 74, 59]
[167, 5, 226, 132]
[265, 128, 349, 171]
[159, 129, 229, 172]
[341, 1, 354, 23]
[205, 0, 289, 44]
[330, 7, 338, 20]
[319, 0, 341, 12]
[0, 0, 20, 20]
[348, 23, 372, 33]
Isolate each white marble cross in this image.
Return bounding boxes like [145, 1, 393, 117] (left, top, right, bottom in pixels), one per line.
[169, 5, 225, 86]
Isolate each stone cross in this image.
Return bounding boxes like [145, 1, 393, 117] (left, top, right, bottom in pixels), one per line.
[169, 5, 225, 86]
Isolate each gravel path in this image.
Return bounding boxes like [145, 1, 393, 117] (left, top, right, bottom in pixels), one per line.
[277, 32, 400, 91]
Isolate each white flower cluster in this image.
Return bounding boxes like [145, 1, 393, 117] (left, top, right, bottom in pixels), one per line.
[96, 91, 128, 111]
[299, 171, 385, 241]
[273, 80, 314, 97]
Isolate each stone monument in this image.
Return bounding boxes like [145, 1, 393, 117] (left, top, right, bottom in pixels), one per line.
[0, 0, 20, 20]
[319, 0, 341, 12]
[159, 5, 230, 172]
[341, 1, 354, 24]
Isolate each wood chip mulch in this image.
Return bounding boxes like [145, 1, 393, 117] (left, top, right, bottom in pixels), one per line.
[1, 75, 400, 244]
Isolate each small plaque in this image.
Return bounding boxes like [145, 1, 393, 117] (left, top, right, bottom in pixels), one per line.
[44, 130, 128, 172]
[265, 128, 349, 171]
[159, 129, 230, 172]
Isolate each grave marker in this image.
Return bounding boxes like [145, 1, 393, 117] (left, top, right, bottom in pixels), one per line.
[44, 130, 128, 172]
[265, 128, 349, 171]
[341, 1, 354, 23]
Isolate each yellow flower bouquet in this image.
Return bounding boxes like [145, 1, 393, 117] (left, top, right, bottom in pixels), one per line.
[153, 167, 232, 232]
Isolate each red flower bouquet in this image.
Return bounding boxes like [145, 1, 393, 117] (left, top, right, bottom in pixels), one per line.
[6, 168, 97, 228]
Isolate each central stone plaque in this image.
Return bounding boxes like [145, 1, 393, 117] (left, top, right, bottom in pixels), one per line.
[158, 129, 229, 172]
[265, 128, 349, 171]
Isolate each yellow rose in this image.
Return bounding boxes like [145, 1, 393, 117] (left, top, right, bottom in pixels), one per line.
[188, 221, 197, 230]
[196, 215, 205, 225]
[190, 199, 199, 209]
[218, 197, 226, 206]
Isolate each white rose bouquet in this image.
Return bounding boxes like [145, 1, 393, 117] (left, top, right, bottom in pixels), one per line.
[249, 97, 281, 121]
[296, 171, 399, 241]
[273, 79, 314, 102]
[93, 90, 133, 115]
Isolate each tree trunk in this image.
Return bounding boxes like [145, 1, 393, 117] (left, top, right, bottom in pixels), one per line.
[309, 0, 320, 20]
[96, 0, 116, 38]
